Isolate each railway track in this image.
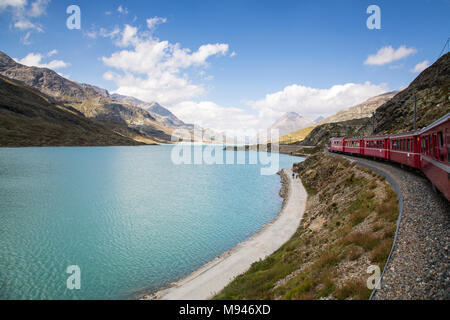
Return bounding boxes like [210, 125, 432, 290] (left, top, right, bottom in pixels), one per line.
[329, 152, 449, 299]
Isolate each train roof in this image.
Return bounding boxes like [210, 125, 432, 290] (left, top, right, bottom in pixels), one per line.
[389, 131, 420, 138]
[363, 134, 390, 140]
[419, 112, 450, 134]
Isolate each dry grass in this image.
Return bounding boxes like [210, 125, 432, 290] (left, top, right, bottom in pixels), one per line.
[335, 279, 371, 300]
[215, 155, 399, 300]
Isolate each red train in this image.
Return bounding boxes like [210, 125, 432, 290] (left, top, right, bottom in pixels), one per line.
[329, 113, 450, 201]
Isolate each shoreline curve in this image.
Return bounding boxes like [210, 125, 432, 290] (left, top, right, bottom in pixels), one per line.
[142, 167, 307, 300]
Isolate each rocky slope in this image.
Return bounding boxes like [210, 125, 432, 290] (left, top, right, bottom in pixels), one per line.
[317, 91, 398, 126]
[110, 94, 188, 128]
[373, 52, 450, 134]
[271, 112, 315, 137]
[301, 118, 373, 147]
[0, 75, 143, 147]
[0, 51, 174, 144]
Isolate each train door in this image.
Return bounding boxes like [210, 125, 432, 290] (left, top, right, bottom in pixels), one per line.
[447, 128, 450, 164]
[437, 131, 445, 162]
[433, 133, 439, 160]
[384, 138, 390, 159]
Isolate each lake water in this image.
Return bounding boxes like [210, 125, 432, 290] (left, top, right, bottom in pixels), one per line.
[0, 145, 302, 300]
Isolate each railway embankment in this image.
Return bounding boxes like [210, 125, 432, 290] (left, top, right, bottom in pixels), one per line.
[335, 153, 449, 300]
[215, 154, 399, 300]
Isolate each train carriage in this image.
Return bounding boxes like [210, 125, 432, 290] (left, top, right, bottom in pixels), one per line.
[328, 113, 449, 201]
[363, 135, 390, 160]
[344, 137, 363, 155]
[329, 137, 346, 153]
[419, 113, 450, 201]
[389, 132, 421, 169]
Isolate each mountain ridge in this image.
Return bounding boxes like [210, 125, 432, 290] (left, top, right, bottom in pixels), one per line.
[0, 74, 145, 147]
[0, 51, 178, 144]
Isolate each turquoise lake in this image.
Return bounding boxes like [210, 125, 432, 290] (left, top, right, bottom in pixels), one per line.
[0, 145, 302, 300]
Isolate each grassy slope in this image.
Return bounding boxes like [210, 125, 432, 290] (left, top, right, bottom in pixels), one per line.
[278, 126, 316, 144]
[0, 75, 146, 147]
[214, 154, 398, 300]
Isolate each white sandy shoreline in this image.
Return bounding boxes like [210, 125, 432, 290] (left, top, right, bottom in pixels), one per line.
[142, 168, 307, 300]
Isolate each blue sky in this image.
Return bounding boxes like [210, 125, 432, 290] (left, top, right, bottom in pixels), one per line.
[0, 0, 449, 132]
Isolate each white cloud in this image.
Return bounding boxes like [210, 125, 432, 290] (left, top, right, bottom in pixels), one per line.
[115, 24, 138, 47]
[21, 31, 31, 44]
[246, 82, 389, 129]
[171, 100, 260, 135]
[102, 22, 230, 106]
[13, 18, 42, 31]
[15, 52, 69, 70]
[1, 0, 50, 37]
[117, 5, 128, 14]
[27, 0, 49, 17]
[84, 26, 120, 40]
[410, 60, 430, 73]
[165, 81, 389, 134]
[99, 19, 387, 134]
[365, 45, 417, 66]
[0, 0, 26, 10]
[47, 49, 57, 57]
[146, 16, 167, 30]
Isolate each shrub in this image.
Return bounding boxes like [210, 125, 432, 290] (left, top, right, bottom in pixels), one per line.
[370, 238, 393, 264]
[342, 232, 380, 251]
[335, 279, 371, 300]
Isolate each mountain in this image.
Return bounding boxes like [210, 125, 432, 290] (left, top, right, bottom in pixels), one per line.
[110, 93, 188, 128]
[300, 52, 450, 146]
[0, 51, 175, 144]
[373, 52, 450, 134]
[314, 116, 325, 123]
[270, 112, 315, 137]
[0, 75, 143, 147]
[317, 91, 398, 126]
